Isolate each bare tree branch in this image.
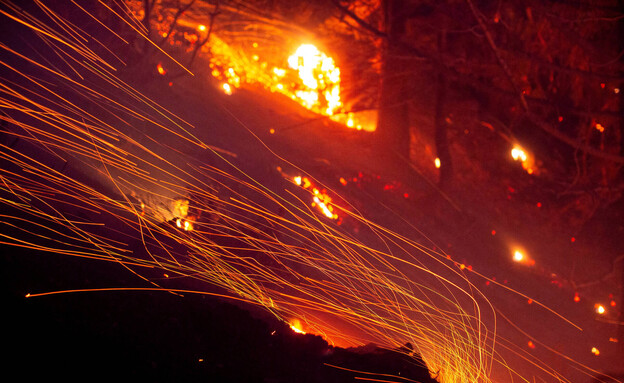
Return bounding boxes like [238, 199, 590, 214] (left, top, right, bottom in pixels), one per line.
[329, 0, 386, 38]
[158, 0, 197, 48]
[526, 112, 624, 163]
[465, 0, 529, 112]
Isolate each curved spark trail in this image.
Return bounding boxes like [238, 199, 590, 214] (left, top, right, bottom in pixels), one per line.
[0, 2, 610, 382]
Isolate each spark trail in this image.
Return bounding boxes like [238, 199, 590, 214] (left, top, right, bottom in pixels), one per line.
[0, 2, 612, 382]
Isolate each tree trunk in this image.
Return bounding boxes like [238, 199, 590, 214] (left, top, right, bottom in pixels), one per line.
[143, 0, 152, 37]
[376, 0, 410, 160]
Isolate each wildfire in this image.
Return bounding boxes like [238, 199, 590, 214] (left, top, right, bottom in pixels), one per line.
[4, 3, 610, 382]
[287, 44, 341, 116]
[203, 36, 374, 130]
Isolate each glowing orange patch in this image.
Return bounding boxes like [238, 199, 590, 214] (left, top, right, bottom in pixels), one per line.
[289, 319, 305, 334]
[157, 63, 166, 75]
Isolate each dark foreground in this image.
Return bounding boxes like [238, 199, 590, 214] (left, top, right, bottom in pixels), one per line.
[2, 245, 436, 383]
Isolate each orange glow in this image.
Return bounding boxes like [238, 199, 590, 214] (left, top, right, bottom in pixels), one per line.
[289, 319, 306, 334]
[292, 175, 339, 220]
[595, 304, 606, 314]
[287, 44, 341, 115]
[528, 341, 536, 349]
[434, 157, 441, 168]
[511, 146, 527, 162]
[511, 145, 536, 174]
[591, 347, 600, 356]
[156, 63, 166, 75]
[6, 5, 597, 381]
[513, 250, 524, 262]
[222, 83, 232, 95]
[595, 123, 604, 132]
[197, 24, 206, 32]
[346, 113, 354, 128]
[574, 293, 580, 302]
[205, 38, 375, 131]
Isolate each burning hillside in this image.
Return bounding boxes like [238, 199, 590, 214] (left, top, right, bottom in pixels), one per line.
[126, 0, 376, 131]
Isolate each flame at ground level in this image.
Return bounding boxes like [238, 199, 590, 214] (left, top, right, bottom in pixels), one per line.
[204, 38, 375, 131]
[289, 318, 306, 334]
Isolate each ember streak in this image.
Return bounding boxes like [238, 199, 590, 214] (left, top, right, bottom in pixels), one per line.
[1, 2, 621, 383]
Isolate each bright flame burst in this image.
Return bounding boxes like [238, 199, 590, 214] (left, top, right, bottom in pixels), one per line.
[206, 38, 374, 131]
[289, 318, 306, 334]
[287, 44, 341, 116]
[511, 145, 535, 174]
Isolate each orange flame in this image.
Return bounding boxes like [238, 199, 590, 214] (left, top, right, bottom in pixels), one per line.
[289, 318, 306, 334]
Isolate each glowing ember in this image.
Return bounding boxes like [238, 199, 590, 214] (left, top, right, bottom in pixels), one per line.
[157, 63, 166, 75]
[222, 83, 233, 95]
[175, 218, 193, 231]
[591, 347, 600, 356]
[434, 157, 441, 168]
[289, 319, 306, 334]
[513, 250, 524, 262]
[595, 123, 605, 132]
[510, 145, 535, 174]
[292, 175, 338, 220]
[197, 24, 206, 32]
[511, 146, 527, 162]
[595, 304, 606, 315]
